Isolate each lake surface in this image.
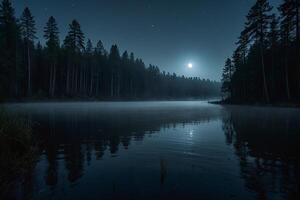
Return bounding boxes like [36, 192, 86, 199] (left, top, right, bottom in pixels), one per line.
[2, 101, 300, 200]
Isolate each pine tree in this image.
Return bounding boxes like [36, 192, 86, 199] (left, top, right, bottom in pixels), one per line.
[280, 2, 295, 100]
[85, 39, 93, 96]
[94, 40, 106, 96]
[230, 30, 249, 100]
[63, 20, 85, 95]
[267, 14, 279, 98]
[130, 52, 135, 64]
[64, 20, 85, 53]
[268, 14, 279, 48]
[85, 39, 93, 54]
[35, 41, 45, 94]
[44, 16, 59, 51]
[109, 45, 121, 97]
[122, 51, 129, 62]
[244, 0, 273, 102]
[109, 45, 121, 63]
[221, 58, 234, 99]
[279, 0, 300, 42]
[95, 40, 105, 55]
[0, 0, 19, 99]
[44, 16, 59, 97]
[20, 7, 36, 96]
[279, 0, 300, 99]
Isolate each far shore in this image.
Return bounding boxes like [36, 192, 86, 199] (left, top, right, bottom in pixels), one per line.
[1, 97, 221, 104]
[210, 100, 300, 109]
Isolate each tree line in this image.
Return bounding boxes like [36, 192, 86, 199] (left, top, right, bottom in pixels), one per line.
[0, 0, 220, 101]
[221, 0, 300, 104]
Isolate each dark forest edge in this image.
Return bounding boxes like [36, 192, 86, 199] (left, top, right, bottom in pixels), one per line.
[221, 0, 300, 106]
[0, 0, 220, 103]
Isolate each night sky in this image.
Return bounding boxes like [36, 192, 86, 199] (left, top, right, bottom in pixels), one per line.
[14, 0, 281, 81]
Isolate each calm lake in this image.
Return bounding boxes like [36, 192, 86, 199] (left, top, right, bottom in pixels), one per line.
[3, 101, 300, 200]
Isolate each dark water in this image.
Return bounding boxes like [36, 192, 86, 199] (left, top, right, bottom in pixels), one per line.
[3, 101, 300, 200]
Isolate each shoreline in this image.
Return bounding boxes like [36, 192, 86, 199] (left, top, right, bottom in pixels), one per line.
[1, 97, 220, 104]
[210, 100, 300, 109]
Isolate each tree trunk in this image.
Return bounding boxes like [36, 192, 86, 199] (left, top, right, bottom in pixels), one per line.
[90, 68, 93, 96]
[296, 5, 299, 44]
[260, 43, 270, 103]
[96, 72, 99, 97]
[118, 73, 121, 97]
[66, 63, 70, 95]
[271, 48, 275, 99]
[27, 45, 31, 96]
[285, 48, 291, 100]
[296, 5, 300, 99]
[79, 66, 83, 95]
[49, 64, 53, 97]
[75, 67, 78, 95]
[111, 72, 114, 97]
[52, 63, 56, 97]
[71, 66, 74, 95]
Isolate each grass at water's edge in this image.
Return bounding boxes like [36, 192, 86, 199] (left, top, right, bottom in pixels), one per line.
[0, 110, 37, 198]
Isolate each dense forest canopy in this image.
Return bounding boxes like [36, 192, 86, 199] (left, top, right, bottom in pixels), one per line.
[221, 0, 300, 104]
[0, 0, 220, 101]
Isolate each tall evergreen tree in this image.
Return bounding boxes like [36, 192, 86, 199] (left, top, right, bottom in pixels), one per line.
[268, 14, 280, 98]
[231, 30, 249, 100]
[279, 0, 300, 99]
[94, 40, 106, 96]
[122, 51, 129, 62]
[109, 45, 121, 97]
[35, 41, 45, 95]
[279, 0, 300, 42]
[221, 58, 234, 99]
[244, 0, 273, 102]
[85, 39, 93, 53]
[63, 20, 85, 95]
[280, 1, 295, 100]
[20, 7, 36, 96]
[0, 0, 19, 99]
[95, 40, 105, 55]
[44, 16, 59, 97]
[85, 39, 93, 96]
[64, 20, 85, 53]
[268, 14, 280, 48]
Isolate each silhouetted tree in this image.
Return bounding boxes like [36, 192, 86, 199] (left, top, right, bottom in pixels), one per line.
[0, 0, 20, 99]
[221, 58, 233, 98]
[20, 7, 36, 96]
[244, 0, 273, 102]
[267, 14, 280, 96]
[63, 20, 85, 96]
[108, 45, 121, 97]
[44, 16, 59, 97]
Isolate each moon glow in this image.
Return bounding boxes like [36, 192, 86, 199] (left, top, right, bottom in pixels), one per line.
[188, 63, 193, 69]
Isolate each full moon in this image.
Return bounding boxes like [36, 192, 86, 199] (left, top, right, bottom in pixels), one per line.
[188, 63, 193, 69]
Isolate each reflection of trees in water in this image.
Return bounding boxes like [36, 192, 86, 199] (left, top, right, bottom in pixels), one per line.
[9, 108, 218, 199]
[222, 107, 300, 199]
